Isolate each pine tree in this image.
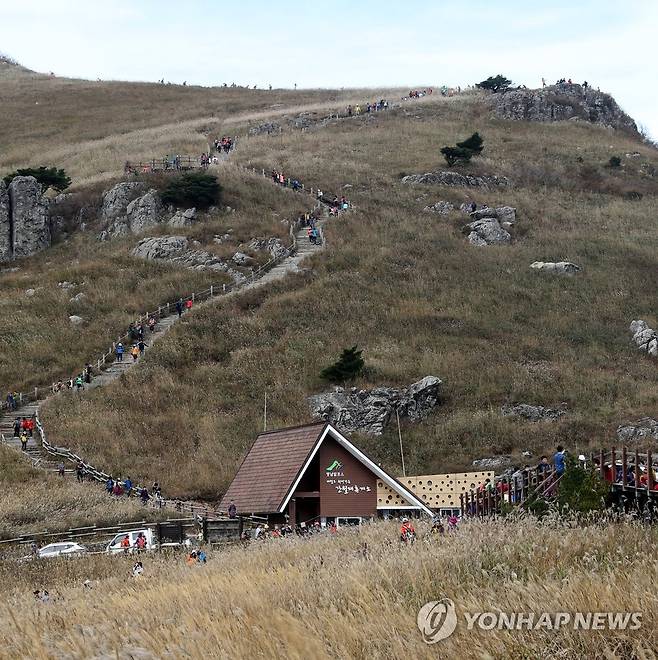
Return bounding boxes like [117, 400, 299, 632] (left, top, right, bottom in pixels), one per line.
[476, 75, 512, 93]
[3, 166, 71, 192]
[440, 133, 485, 167]
[456, 132, 484, 155]
[320, 346, 365, 383]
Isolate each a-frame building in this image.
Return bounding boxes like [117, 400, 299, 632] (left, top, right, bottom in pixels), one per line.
[221, 422, 433, 525]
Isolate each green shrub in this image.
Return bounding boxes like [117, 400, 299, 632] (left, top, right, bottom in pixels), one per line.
[608, 155, 622, 168]
[3, 166, 71, 192]
[320, 346, 364, 383]
[161, 172, 221, 209]
[476, 75, 512, 93]
[441, 132, 485, 167]
[557, 457, 609, 513]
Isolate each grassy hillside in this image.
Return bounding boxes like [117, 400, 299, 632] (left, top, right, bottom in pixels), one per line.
[0, 517, 655, 658]
[38, 96, 658, 498]
[0, 445, 165, 536]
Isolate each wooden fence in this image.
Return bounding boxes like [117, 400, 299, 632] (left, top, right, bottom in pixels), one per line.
[460, 447, 658, 517]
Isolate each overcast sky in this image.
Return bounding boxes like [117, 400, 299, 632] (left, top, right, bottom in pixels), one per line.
[1, 0, 656, 137]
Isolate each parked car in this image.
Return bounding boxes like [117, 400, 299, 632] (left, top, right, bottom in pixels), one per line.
[106, 528, 156, 554]
[37, 542, 87, 559]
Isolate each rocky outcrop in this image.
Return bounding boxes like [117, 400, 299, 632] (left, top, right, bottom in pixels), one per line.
[617, 418, 658, 444]
[465, 219, 510, 246]
[248, 237, 287, 258]
[501, 403, 566, 422]
[8, 176, 51, 259]
[630, 320, 658, 357]
[168, 208, 196, 227]
[126, 189, 164, 233]
[490, 84, 638, 134]
[470, 206, 516, 225]
[308, 375, 441, 435]
[424, 201, 454, 215]
[100, 181, 145, 226]
[132, 236, 246, 283]
[248, 121, 281, 136]
[232, 252, 254, 266]
[402, 171, 510, 188]
[472, 456, 512, 471]
[530, 261, 581, 275]
[0, 181, 10, 262]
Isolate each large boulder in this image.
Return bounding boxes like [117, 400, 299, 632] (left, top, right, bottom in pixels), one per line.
[126, 189, 164, 233]
[248, 237, 287, 258]
[308, 375, 441, 435]
[101, 181, 145, 225]
[465, 218, 511, 245]
[8, 176, 51, 258]
[530, 261, 581, 275]
[0, 180, 10, 262]
[402, 171, 510, 188]
[490, 84, 638, 134]
[132, 236, 188, 260]
[470, 205, 516, 224]
[629, 320, 658, 357]
[501, 403, 566, 422]
[168, 208, 197, 227]
[617, 418, 658, 444]
[472, 456, 512, 471]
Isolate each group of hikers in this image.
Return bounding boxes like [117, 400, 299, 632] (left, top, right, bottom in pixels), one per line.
[213, 136, 234, 153]
[12, 415, 35, 451]
[103, 476, 163, 505]
[346, 99, 389, 116]
[542, 77, 592, 90]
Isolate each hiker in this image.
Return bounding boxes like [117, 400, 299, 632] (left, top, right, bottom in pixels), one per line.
[197, 549, 207, 563]
[13, 417, 20, 437]
[106, 477, 114, 494]
[115, 343, 124, 362]
[400, 518, 416, 545]
[185, 298, 193, 312]
[138, 339, 146, 355]
[132, 561, 143, 577]
[554, 445, 567, 476]
[537, 455, 551, 479]
[131, 345, 139, 361]
[75, 375, 84, 391]
[123, 476, 133, 495]
[186, 551, 197, 565]
[135, 533, 147, 553]
[84, 364, 93, 383]
[140, 487, 150, 504]
[6, 392, 16, 411]
[121, 535, 131, 553]
[227, 499, 237, 518]
[176, 299, 184, 317]
[58, 462, 65, 477]
[447, 515, 458, 531]
[20, 431, 28, 451]
[431, 518, 445, 534]
[148, 316, 156, 333]
[27, 415, 35, 437]
[76, 461, 84, 482]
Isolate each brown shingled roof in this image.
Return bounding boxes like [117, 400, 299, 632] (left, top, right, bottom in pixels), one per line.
[220, 422, 328, 514]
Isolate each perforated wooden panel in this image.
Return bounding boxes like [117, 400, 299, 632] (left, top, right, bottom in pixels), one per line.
[377, 472, 494, 509]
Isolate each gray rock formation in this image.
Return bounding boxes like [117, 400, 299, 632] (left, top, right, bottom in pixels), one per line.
[126, 189, 164, 233]
[402, 171, 510, 188]
[629, 320, 658, 357]
[490, 84, 638, 134]
[465, 219, 511, 246]
[501, 403, 566, 422]
[0, 181, 10, 262]
[308, 375, 441, 435]
[530, 261, 581, 275]
[9, 176, 51, 259]
[617, 418, 658, 444]
[248, 121, 281, 135]
[69, 315, 84, 325]
[424, 201, 454, 215]
[132, 236, 189, 260]
[248, 237, 287, 258]
[100, 181, 145, 228]
[232, 251, 254, 266]
[472, 456, 512, 471]
[132, 236, 246, 283]
[168, 208, 197, 227]
[470, 206, 516, 224]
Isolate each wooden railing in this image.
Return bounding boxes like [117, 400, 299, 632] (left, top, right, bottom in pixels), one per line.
[460, 447, 658, 517]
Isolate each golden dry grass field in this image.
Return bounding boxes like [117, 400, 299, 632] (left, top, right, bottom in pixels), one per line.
[0, 517, 656, 659]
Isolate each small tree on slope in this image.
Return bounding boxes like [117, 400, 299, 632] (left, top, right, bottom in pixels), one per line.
[320, 346, 365, 383]
[3, 166, 71, 192]
[440, 132, 485, 167]
[476, 74, 512, 93]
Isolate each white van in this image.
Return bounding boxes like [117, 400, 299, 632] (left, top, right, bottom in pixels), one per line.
[106, 528, 156, 554]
